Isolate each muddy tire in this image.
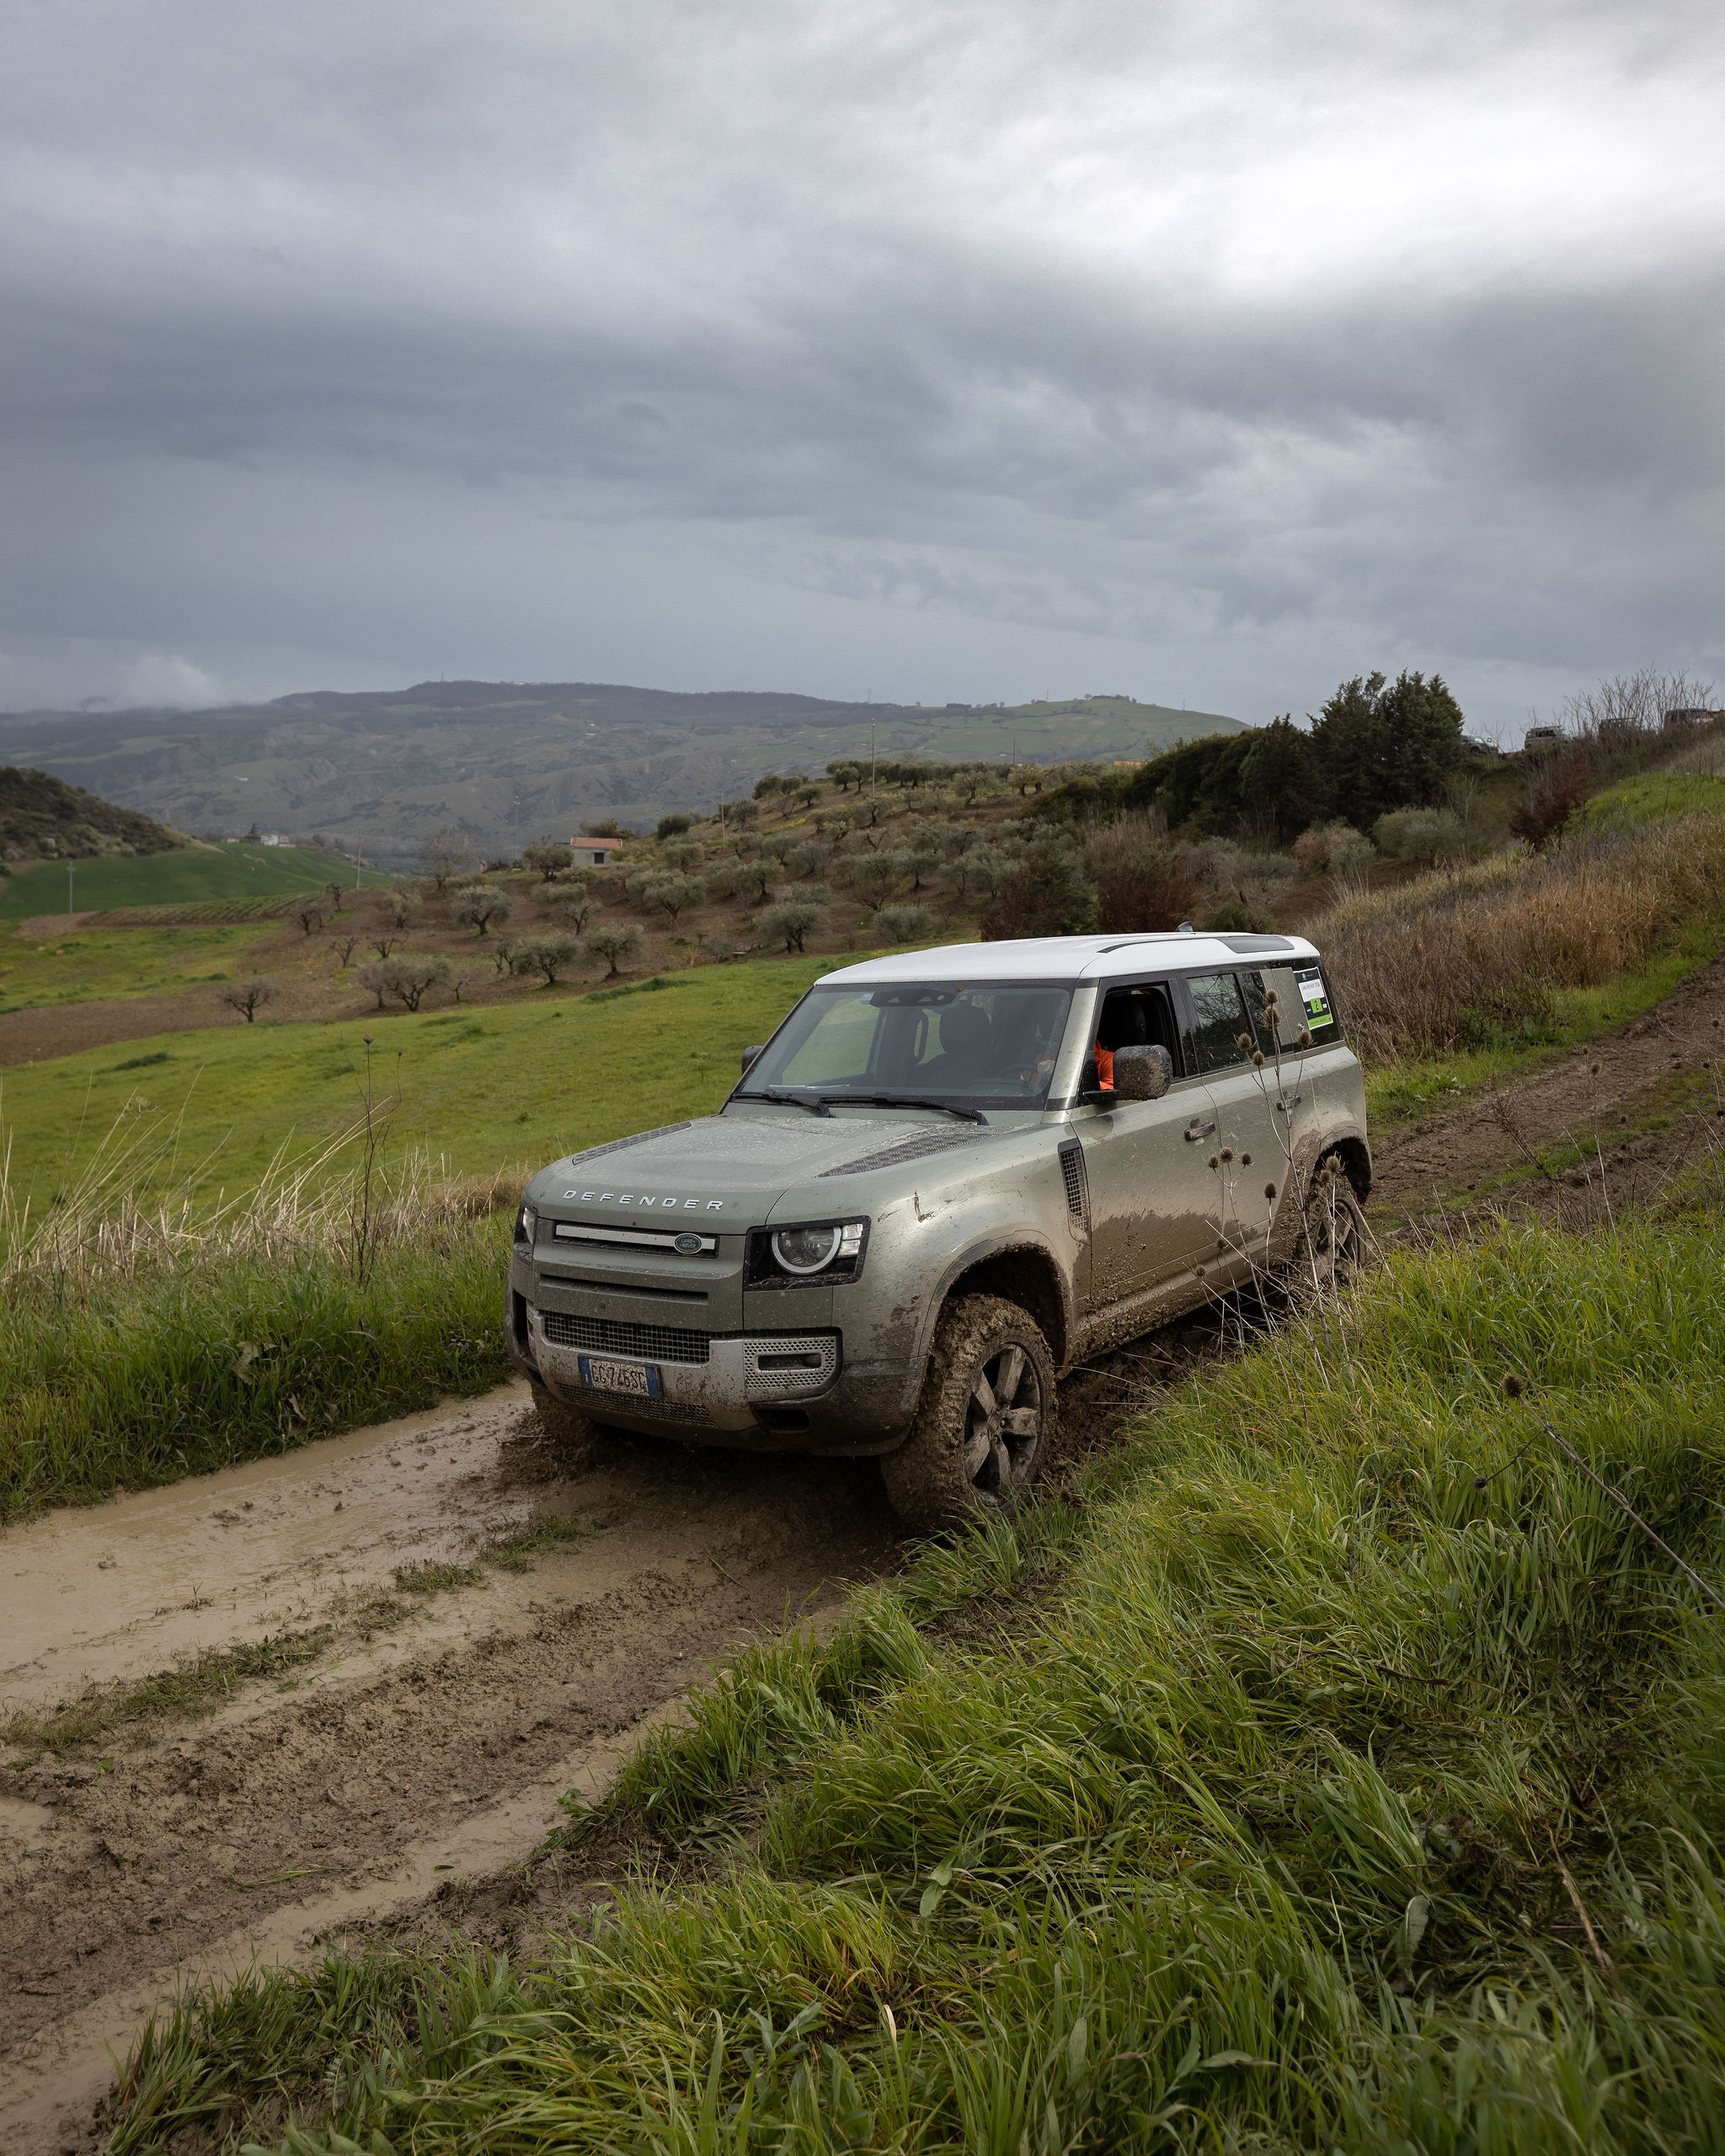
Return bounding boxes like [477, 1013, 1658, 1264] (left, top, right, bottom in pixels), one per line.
[1289, 1165, 1369, 1295]
[880, 1294, 1056, 1534]
[528, 1379, 614, 1471]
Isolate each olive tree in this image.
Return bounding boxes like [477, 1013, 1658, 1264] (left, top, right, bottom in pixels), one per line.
[449, 885, 513, 937]
[357, 953, 451, 1011]
[504, 931, 581, 985]
[582, 922, 647, 979]
[758, 885, 829, 953]
[638, 873, 705, 926]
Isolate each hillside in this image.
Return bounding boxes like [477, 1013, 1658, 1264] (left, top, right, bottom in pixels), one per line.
[0, 680, 1242, 868]
[0, 764, 183, 865]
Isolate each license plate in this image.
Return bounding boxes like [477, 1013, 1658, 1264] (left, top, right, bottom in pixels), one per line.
[577, 1354, 661, 1398]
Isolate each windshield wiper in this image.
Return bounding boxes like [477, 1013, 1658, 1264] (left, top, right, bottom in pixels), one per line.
[820, 1093, 986, 1125]
[736, 1089, 832, 1118]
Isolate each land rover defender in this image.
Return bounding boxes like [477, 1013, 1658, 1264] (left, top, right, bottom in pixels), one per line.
[506, 931, 1370, 1529]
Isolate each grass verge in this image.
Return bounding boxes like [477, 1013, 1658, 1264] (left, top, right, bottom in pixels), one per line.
[2, 1629, 333, 1758]
[104, 1191, 1725, 2153]
[0, 1212, 514, 1521]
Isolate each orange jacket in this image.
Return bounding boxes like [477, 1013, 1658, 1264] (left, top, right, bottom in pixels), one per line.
[1094, 1043, 1114, 1090]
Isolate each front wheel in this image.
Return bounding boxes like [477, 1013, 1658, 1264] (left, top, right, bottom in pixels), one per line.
[1290, 1163, 1369, 1294]
[880, 1294, 1056, 1533]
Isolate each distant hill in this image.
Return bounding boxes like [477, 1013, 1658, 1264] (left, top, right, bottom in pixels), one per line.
[0, 765, 184, 865]
[0, 680, 1243, 869]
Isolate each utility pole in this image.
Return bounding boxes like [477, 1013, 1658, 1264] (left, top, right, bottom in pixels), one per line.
[871, 721, 877, 803]
[355, 836, 362, 890]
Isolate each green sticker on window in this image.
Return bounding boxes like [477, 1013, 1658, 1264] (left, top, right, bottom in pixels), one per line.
[1295, 967, 1333, 1030]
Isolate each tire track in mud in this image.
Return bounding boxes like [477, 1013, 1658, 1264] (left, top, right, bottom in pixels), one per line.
[0, 1389, 900, 2153]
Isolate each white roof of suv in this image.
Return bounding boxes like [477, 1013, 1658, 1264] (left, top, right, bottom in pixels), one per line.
[821, 931, 1321, 988]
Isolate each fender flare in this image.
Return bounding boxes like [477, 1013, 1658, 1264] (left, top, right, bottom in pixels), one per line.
[907, 1231, 1076, 1382]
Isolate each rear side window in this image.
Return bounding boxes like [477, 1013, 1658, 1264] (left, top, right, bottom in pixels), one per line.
[1185, 973, 1252, 1073]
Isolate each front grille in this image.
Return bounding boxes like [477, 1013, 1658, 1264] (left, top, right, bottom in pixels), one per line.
[1058, 1138, 1087, 1219]
[538, 1310, 710, 1364]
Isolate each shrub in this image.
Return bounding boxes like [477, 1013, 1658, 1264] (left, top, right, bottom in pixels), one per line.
[293, 899, 324, 935]
[355, 953, 451, 1011]
[1087, 813, 1205, 933]
[871, 903, 937, 945]
[387, 884, 425, 931]
[217, 977, 278, 1022]
[1510, 748, 1597, 851]
[449, 885, 512, 937]
[980, 835, 1096, 939]
[1373, 807, 1471, 865]
[654, 813, 694, 840]
[699, 932, 735, 962]
[582, 922, 647, 979]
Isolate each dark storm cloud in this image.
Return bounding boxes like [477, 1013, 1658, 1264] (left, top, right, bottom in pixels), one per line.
[0, 0, 1721, 722]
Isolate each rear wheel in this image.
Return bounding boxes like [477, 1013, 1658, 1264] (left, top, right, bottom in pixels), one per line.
[881, 1294, 1056, 1533]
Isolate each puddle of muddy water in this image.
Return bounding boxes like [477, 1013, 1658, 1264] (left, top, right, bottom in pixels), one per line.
[0, 1380, 537, 1720]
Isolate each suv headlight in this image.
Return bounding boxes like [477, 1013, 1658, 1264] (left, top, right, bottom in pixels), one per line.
[514, 1202, 537, 1251]
[748, 1218, 868, 1286]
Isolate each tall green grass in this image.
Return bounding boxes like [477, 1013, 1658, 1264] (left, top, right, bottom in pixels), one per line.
[105, 1198, 1725, 2152]
[0, 1215, 513, 1519]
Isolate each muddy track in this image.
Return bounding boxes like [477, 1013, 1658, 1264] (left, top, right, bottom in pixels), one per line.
[3, 956, 1722, 2151]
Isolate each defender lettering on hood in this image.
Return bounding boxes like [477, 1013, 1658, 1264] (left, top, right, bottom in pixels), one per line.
[561, 1189, 726, 1209]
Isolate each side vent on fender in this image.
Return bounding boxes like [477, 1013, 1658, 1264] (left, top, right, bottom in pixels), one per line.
[1057, 1138, 1088, 1221]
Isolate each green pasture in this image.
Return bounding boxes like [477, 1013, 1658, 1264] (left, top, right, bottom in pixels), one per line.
[0, 955, 840, 1207]
[0, 841, 383, 921]
[0, 922, 270, 1014]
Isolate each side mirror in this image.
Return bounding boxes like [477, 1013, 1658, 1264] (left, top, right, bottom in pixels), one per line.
[740, 1043, 766, 1075]
[1113, 1044, 1172, 1101]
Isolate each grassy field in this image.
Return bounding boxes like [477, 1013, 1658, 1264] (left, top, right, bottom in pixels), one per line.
[0, 841, 383, 921]
[0, 955, 839, 1208]
[104, 1187, 1725, 2152]
[0, 921, 270, 1013]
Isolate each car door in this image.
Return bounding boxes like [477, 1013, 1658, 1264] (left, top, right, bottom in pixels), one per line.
[1075, 979, 1221, 1310]
[1178, 969, 1284, 1283]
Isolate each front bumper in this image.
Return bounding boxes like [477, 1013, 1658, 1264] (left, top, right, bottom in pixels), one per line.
[507, 1290, 916, 1456]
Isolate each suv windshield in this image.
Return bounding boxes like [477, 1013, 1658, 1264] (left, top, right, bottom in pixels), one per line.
[741, 982, 1075, 1110]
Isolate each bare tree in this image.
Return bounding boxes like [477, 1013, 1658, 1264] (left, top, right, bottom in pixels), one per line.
[328, 931, 360, 968]
[324, 882, 346, 914]
[218, 977, 279, 1023]
[294, 899, 324, 935]
[369, 928, 401, 959]
[422, 827, 480, 890]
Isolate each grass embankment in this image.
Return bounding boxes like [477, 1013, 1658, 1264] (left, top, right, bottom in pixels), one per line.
[0, 953, 836, 1206]
[107, 1192, 1725, 2153]
[0, 841, 382, 920]
[1328, 812, 1725, 1125]
[0, 1211, 513, 1522]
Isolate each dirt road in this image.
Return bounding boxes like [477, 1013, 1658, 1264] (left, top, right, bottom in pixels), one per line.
[3, 953, 1721, 2149]
[0, 1386, 906, 2153]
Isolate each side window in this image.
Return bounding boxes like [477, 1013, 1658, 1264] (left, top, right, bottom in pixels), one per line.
[1095, 982, 1183, 1078]
[1244, 967, 1302, 1054]
[1186, 973, 1251, 1074]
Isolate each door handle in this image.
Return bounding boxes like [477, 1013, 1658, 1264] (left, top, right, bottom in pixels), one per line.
[1183, 1118, 1216, 1142]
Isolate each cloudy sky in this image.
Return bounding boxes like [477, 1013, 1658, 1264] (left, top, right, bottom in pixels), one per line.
[2, 0, 1722, 735]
